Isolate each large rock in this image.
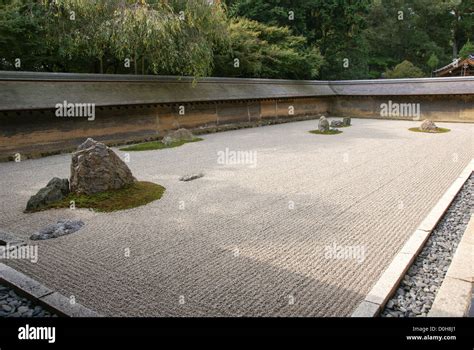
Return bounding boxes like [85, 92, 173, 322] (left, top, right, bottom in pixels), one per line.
[318, 116, 329, 132]
[162, 128, 196, 146]
[70, 138, 135, 195]
[420, 119, 437, 132]
[26, 177, 70, 212]
[343, 117, 351, 126]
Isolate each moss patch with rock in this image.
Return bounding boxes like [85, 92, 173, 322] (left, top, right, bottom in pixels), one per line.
[28, 181, 165, 213]
[408, 127, 450, 134]
[309, 129, 343, 135]
[119, 138, 203, 151]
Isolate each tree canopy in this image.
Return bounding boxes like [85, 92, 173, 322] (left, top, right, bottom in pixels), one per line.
[0, 0, 473, 79]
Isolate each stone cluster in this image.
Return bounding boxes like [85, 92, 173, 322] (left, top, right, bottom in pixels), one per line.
[0, 285, 56, 318]
[26, 138, 136, 211]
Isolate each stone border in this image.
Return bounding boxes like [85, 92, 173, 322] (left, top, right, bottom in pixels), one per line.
[351, 159, 474, 317]
[0, 263, 101, 317]
[428, 214, 473, 317]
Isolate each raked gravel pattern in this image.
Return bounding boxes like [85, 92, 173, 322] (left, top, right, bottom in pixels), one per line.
[381, 174, 473, 317]
[0, 284, 57, 317]
[0, 119, 472, 316]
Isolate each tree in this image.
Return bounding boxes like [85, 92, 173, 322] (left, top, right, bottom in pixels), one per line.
[0, 0, 64, 71]
[227, 0, 371, 79]
[427, 53, 440, 72]
[1, 0, 230, 76]
[384, 60, 425, 79]
[459, 40, 474, 59]
[213, 18, 323, 79]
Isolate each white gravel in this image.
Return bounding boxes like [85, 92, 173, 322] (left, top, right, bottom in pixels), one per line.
[0, 118, 472, 316]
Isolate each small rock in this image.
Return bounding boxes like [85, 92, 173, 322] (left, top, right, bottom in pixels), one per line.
[17, 306, 29, 314]
[179, 173, 204, 182]
[420, 119, 438, 132]
[1, 304, 12, 312]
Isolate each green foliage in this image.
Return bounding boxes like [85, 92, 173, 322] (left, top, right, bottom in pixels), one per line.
[228, 0, 371, 80]
[459, 40, 474, 59]
[309, 129, 343, 135]
[427, 53, 440, 71]
[408, 127, 450, 134]
[1, 0, 473, 79]
[119, 138, 203, 151]
[41, 181, 166, 212]
[364, 0, 472, 77]
[213, 18, 323, 79]
[1, 0, 229, 76]
[384, 60, 425, 79]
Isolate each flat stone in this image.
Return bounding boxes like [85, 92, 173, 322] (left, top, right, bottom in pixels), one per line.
[351, 301, 380, 317]
[400, 229, 430, 256]
[30, 220, 84, 240]
[0, 263, 53, 299]
[179, 173, 204, 182]
[40, 292, 101, 317]
[428, 277, 472, 317]
[365, 253, 414, 306]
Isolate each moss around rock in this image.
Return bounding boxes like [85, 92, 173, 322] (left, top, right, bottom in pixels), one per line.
[309, 129, 343, 135]
[408, 127, 450, 134]
[120, 138, 203, 152]
[30, 181, 165, 213]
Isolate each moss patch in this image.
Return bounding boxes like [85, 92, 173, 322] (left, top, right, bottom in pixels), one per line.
[119, 138, 203, 151]
[408, 127, 450, 134]
[309, 129, 343, 135]
[30, 181, 165, 213]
